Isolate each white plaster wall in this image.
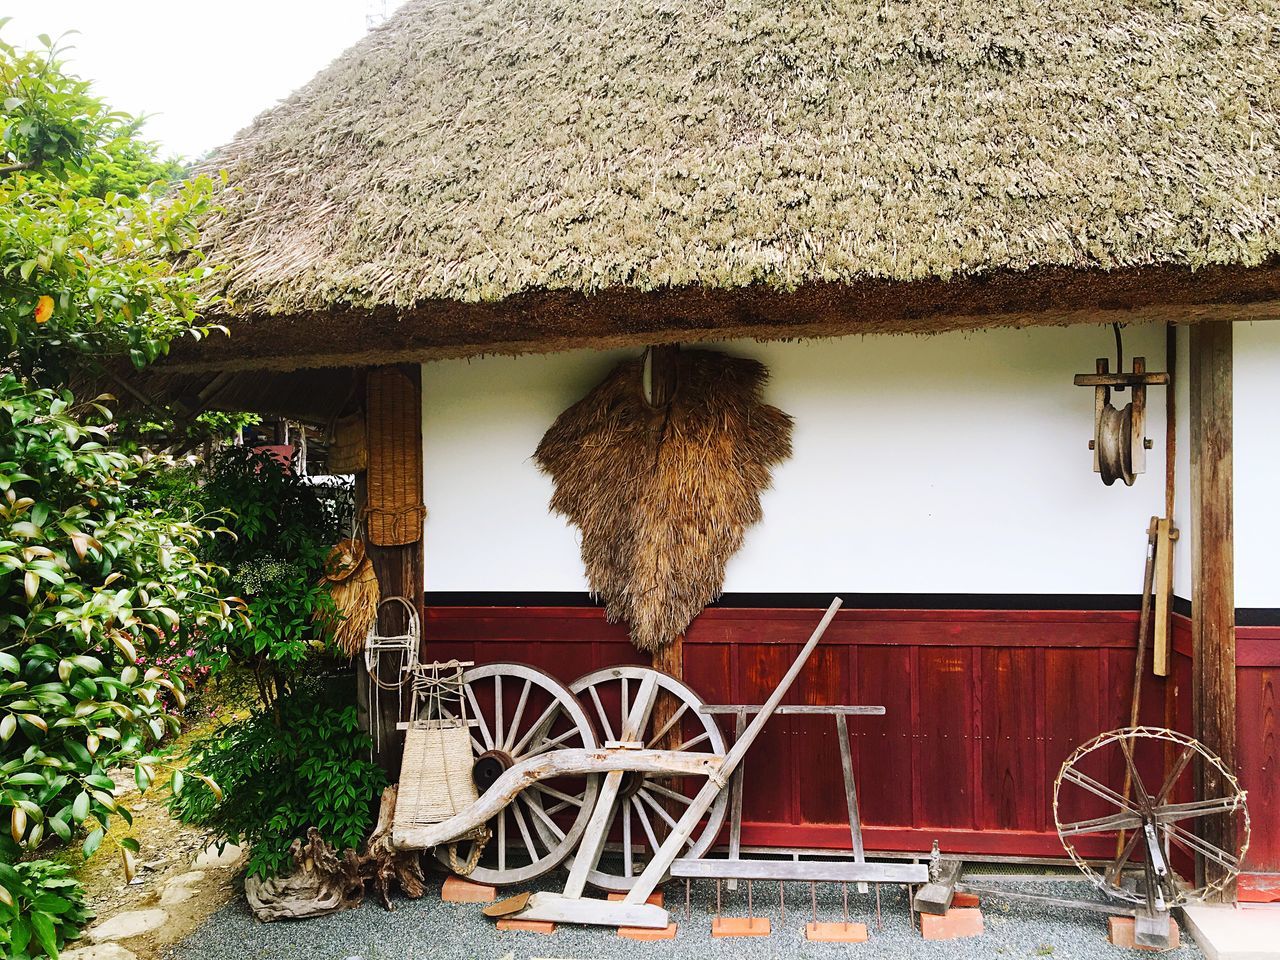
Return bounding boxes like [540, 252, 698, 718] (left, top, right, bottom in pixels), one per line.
[1174, 324, 1192, 601]
[422, 324, 1171, 595]
[1233, 321, 1280, 609]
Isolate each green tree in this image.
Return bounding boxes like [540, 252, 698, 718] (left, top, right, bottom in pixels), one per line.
[0, 29, 221, 388]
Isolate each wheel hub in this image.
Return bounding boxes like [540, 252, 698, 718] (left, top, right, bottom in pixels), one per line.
[472, 749, 514, 791]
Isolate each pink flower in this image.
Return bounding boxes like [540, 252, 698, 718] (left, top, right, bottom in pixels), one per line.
[185, 649, 195, 657]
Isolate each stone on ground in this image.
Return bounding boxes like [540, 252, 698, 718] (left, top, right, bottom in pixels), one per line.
[193, 843, 245, 869]
[89, 909, 169, 943]
[62, 944, 140, 960]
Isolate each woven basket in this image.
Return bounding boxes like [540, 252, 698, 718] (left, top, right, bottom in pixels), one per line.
[364, 369, 425, 546]
[320, 539, 380, 656]
[327, 411, 368, 475]
[394, 721, 479, 827]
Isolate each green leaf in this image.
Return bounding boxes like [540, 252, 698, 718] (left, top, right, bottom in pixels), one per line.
[71, 791, 89, 822]
[31, 910, 57, 957]
[82, 827, 104, 858]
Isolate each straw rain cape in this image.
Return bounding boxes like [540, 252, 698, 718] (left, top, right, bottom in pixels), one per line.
[535, 350, 792, 651]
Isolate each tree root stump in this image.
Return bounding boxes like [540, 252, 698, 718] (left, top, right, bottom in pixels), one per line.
[245, 786, 425, 921]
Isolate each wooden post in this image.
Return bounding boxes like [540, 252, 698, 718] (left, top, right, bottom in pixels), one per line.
[1188, 321, 1237, 902]
[357, 364, 425, 775]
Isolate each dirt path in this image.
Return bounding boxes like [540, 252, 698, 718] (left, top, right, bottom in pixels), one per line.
[60, 682, 252, 960]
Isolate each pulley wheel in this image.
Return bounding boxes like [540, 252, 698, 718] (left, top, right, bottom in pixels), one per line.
[1097, 402, 1135, 486]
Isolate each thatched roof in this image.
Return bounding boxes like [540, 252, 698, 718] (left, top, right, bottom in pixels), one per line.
[181, 0, 1280, 371]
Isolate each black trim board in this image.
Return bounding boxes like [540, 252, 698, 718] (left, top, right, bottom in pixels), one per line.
[423, 592, 1280, 625]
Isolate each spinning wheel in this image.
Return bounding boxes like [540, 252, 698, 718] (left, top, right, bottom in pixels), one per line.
[1054, 727, 1249, 909]
[565, 666, 729, 891]
[424, 663, 600, 885]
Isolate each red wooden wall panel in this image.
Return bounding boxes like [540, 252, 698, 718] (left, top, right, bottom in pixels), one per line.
[423, 605, 1278, 873]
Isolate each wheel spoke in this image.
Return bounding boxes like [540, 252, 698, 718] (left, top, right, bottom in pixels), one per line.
[1119, 739, 1154, 811]
[510, 792, 539, 859]
[623, 798, 633, 877]
[522, 793, 567, 840]
[589, 686, 617, 742]
[493, 675, 504, 751]
[631, 795, 662, 853]
[510, 701, 561, 757]
[1108, 821, 1144, 882]
[672, 730, 711, 753]
[647, 702, 689, 749]
[1153, 746, 1196, 806]
[1058, 811, 1143, 838]
[1061, 766, 1143, 817]
[1165, 821, 1240, 872]
[636, 787, 687, 839]
[531, 782, 585, 808]
[643, 781, 695, 806]
[523, 726, 581, 760]
[497, 808, 507, 871]
[1155, 797, 1243, 824]
[503, 680, 532, 753]
[465, 685, 495, 751]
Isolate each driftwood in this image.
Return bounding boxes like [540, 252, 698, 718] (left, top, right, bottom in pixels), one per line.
[245, 787, 425, 921]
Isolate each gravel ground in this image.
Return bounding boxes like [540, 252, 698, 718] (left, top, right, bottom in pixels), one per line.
[167, 872, 1205, 960]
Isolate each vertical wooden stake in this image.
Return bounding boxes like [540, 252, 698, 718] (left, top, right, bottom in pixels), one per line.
[1189, 321, 1237, 902]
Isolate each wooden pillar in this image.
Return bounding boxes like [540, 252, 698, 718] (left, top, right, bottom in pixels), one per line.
[1188, 321, 1237, 902]
[356, 364, 425, 775]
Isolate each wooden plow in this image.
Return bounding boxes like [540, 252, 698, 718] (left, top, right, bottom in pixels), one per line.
[390, 597, 929, 929]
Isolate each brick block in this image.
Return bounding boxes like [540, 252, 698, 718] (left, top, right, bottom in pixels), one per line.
[619, 922, 678, 941]
[712, 917, 771, 937]
[1239, 874, 1280, 903]
[609, 890, 665, 907]
[1108, 916, 1180, 951]
[952, 892, 981, 908]
[496, 919, 556, 934]
[806, 921, 869, 943]
[441, 876, 496, 903]
[920, 907, 984, 941]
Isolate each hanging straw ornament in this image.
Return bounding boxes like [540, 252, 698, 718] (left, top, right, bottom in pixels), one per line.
[318, 537, 381, 656]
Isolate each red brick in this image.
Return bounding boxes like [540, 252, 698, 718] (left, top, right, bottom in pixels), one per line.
[712, 917, 771, 938]
[441, 876, 496, 903]
[1240, 875, 1280, 903]
[1108, 916, 1180, 951]
[952, 892, 981, 908]
[806, 921, 869, 943]
[496, 918, 556, 934]
[619, 922, 678, 940]
[920, 907, 984, 940]
[609, 890, 665, 907]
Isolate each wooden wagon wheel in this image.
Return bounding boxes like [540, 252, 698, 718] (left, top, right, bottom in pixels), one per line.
[428, 663, 600, 886]
[1054, 726, 1249, 909]
[565, 666, 729, 891]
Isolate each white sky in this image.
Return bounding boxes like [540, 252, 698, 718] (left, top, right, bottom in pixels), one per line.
[9, 1, 406, 161]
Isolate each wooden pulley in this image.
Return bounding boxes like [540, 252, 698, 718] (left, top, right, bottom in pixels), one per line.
[1096, 401, 1135, 486]
[1074, 326, 1169, 488]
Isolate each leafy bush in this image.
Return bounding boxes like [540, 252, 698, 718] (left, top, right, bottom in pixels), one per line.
[0, 377, 238, 857]
[196, 449, 342, 702]
[0, 859, 91, 959]
[171, 687, 385, 879]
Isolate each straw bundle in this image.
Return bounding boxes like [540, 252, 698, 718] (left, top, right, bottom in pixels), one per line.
[535, 349, 792, 652]
[319, 538, 381, 656]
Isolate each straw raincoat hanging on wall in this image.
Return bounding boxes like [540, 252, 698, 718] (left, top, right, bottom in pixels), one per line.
[535, 349, 792, 652]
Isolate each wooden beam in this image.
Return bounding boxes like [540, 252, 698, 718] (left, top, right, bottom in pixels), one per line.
[1188, 321, 1237, 902]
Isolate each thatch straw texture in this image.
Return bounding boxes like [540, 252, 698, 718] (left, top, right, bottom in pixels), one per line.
[535, 350, 792, 651]
[196, 0, 1279, 323]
